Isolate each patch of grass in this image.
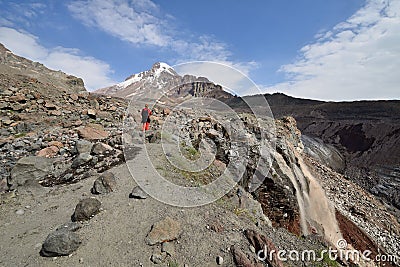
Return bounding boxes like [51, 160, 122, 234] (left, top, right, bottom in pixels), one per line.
[14, 132, 26, 138]
[179, 141, 200, 160]
[233, 207, 247, 216]
[168, 261, 179, 267]
[313, 249, 340, 267]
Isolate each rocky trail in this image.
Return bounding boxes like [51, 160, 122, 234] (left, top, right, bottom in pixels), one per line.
[0, 141, 327, 267]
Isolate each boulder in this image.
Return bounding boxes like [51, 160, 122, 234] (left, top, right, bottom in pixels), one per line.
[91, 172, 117, 194]
[40, 230, 81, 257]
[48, 141, 64, 148]
[161, 242, 175, 256]
[91, 142, 113, 155]
[74, 140, 93, 154]
[72, 198, 101, 221]
[9, 156, 54, 188]
[231, 245, 263, 267]
[150, 253, 165, 264]
[145, 217, 181, 245]
[87, 109, 96, 118]
[148, 131, 161, 143]
[36, 146, 59, 158]
[49, 110, 62, 116]
[71, 153, 93, 168]
[77, 124, 109, 140]
[129, 186, 147, 199]
[44, 102, 57, 110]
[70, 94, 79, 101]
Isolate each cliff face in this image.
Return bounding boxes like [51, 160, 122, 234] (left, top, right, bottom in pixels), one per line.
[225, 93, 400, 215]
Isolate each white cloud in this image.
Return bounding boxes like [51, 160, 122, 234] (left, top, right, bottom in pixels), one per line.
[0, 1, 47, 28]
[267, 0, 400, 101]
[67, 0, 256, 74]
[68, 0, 171, 47]
[0, 27, 116, 90]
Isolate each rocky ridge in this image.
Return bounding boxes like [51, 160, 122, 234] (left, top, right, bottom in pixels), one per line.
[225, 92, 400, 219]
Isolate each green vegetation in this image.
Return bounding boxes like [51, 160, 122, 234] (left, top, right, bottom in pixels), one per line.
[168, 261, 179, 267]
[179, 141, 200, 160]
[14, 132, 26, 138]
[314, 249, 339, 267]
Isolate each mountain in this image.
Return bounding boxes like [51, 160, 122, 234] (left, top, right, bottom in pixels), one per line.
[2, 49, 400, 266]
[94, 62, 233, 103]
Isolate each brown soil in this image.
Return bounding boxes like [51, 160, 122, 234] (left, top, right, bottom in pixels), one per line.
[336, 210, 397, 267]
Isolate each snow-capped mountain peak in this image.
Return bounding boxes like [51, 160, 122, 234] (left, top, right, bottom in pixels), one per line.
[152, 62, 175, 76]
[94, 62, 231, 102]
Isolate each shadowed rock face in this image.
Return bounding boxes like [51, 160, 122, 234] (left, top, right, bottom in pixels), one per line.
[227, 93, 400, 214]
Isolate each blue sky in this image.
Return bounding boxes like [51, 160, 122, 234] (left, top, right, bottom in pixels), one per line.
[0, 0, 399, 100]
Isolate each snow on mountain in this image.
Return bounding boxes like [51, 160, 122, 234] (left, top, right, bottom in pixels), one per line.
[115, 62, 176, 90]
[94, 62, 232, 103]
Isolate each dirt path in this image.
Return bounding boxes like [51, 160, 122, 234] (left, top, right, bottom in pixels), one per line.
[0, 144, 253, 267]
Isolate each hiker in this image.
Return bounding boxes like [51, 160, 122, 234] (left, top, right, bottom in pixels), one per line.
[141, 104, 152, 131]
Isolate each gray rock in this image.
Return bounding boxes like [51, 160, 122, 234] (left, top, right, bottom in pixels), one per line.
[40, 230, 81, 257]
[216, 256, 223, 265]
[129, 186, 147, 199]
[91, 172, 116, 194]
[9, 156, 54, 188]
[71, 153, 93, 168]
[56, 222, 82, 232]
[13, 141, 26, 149]
[74, 140, 93, 154]
[161, 242, 175, 256]
[15, 209, 25, 215]
[72, 198, 101, 221]
[150, 253, 165, 264]
[91, 142, 113, 155]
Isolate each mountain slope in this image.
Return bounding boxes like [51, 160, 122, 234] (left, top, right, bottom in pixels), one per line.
[0, 43, 86, 95]
[94, 62, 233, 103]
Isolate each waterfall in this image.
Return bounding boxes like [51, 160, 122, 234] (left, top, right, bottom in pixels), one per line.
[275, 151, 342, 245]
[275, 153, 309, 235]
[297, 155, 343, 246]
